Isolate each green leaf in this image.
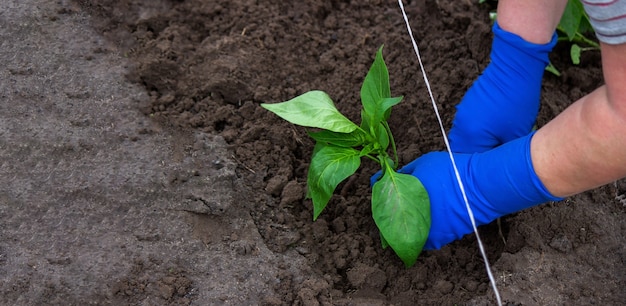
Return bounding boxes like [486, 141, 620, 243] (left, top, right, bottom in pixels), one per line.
[545, 61, 561, 77]
[570, 44, 582, 65]
[579, 11, 594, 35]
[261, 90, 359, 133]
[559, 0, 584, 41]
[359, 143, 376, 158]
[380, 232, 389, 249]
[382, 96, 403, 120]
[376, 123, 390, 151]
[308, 144, 361, 220]
[361, 46, 392, 130]
[372, 171, 430, 267]
[308, 129, 369, 148]
[360, 109, 373, 135]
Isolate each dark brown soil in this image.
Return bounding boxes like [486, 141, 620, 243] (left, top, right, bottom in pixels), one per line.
[3, 0, 625, 305]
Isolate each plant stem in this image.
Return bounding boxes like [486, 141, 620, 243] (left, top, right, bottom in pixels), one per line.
[382, 155, 395, 177]
[356, 126, 369, 136]
[382, 121, 399, 170]
[573, 32, 599, 48]
[364, 154, 379, 163]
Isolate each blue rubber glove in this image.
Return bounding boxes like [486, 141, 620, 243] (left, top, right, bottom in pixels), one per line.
[448, 22, 558, 153]
[400, 132, 562, 250]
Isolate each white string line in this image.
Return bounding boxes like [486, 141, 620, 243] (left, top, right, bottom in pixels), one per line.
[396, 1, 503, 305]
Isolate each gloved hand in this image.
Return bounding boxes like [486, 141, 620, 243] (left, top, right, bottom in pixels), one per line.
[399, 132, 562, 250]
[448, 21, 558, 153]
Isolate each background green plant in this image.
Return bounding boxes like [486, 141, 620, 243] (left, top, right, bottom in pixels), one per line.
[556, 0, 600, 65]
[262, 46, 430, 267]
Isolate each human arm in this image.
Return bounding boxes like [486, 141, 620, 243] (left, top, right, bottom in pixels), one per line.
[497, 0, 626, 196]
[404, 42, 625, 249]
[496, 0, 568, 44]
[447, 0, 569, 153]
[403, 0, 626, 248]
[447, 20, 558, 153]
[400, 132, 562, 250]
[531, 42, 626, 197]
[457, 0, 626, 195]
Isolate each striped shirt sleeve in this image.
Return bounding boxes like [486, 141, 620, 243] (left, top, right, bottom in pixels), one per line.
[582, 0, 626, 44]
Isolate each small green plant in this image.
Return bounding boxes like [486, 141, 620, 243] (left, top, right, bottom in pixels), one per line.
[261, 46, 431, 267]
[557, 0, 600, 65]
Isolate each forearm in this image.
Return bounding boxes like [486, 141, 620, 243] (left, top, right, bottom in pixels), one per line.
[497, 0, 568, 44]
[415, 0, 626, 249]
[531, 42, 626, 197]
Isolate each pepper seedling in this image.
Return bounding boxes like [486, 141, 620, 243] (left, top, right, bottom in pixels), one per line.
[261, 46, 430, 267]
